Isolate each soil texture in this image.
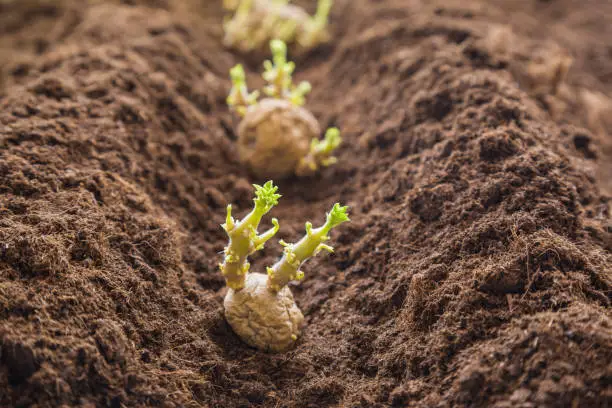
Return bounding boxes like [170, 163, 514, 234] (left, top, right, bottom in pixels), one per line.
[0, 0, 611, 407]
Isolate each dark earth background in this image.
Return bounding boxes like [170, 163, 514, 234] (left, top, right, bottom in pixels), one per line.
[0, 0, 611, 407]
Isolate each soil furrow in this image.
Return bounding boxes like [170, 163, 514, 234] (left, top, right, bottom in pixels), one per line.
[0, 1, 610, 407]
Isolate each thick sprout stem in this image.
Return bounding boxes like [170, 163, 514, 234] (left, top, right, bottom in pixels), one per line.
[223, 0, 241, 10]
[266, 203, 349, 291]
[227, 64, 260, 116]
[314, 0, 333, 25]
[289, 81, 312, 106]
[223, 0, 255, 49]
[220, 181, 281, 290]
[298, 0, 333, 48]
[262, 40, 311, 105]
[263, 40, 297, 100]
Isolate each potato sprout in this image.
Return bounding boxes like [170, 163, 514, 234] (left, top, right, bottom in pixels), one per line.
[227, 40, 342, 178]
[296, 127, 342, 176]
[223, 0, 333, 53]
[220, 181, 349, 351]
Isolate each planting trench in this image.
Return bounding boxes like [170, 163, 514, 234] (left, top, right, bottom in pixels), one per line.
[0, 0, 611, 407]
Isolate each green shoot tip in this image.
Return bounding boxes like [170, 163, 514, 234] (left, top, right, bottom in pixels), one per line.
[230, 64, 246, 83]
[253, 181, 281, 210]
[290, 81, 312, 106]
[324, 127, 341, 149]
[297, 81, 312, 94]
[270, 39, 287, 56]
[315, 0, 333, 23]
[327, 203, 350, 228]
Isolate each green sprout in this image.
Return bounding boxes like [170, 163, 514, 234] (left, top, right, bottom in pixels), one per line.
[262, 39, 311, 104]
[226, 40, 340, 178]
[251, 0, 290, 50]
[221, 185, 350, 351]
[223, 0, 334, 52]
[267, 203, 350, 291]
[298, 0, 333, 49]
[219, 181, 281, 289]
[289, 81, 312, 106]
[262, 39, 294, 99]
[227, 64, 260, 116]
[274, 15, 299, 44]
[222, 0, 241, 10]
[223, 0, 255, 49]
[296, 127, 342, 175]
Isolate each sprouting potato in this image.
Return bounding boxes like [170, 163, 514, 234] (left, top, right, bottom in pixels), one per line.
[219, 181, 349, 351]
[227, 40, 342, 178]
[223, 0, 333, 53]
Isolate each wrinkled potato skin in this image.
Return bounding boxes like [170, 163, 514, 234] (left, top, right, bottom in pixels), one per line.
[237, 98, 320, 179]
[224, 273, 304, 352]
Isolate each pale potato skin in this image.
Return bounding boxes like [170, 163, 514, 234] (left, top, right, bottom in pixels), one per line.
[237, 98, 320, 179]
[223, 1, 311, 52]
[224, 273, 304, 352]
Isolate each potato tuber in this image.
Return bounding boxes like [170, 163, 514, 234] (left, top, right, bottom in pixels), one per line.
[220, 182, 349, 351]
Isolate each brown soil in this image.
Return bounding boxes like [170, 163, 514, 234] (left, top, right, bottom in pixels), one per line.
[1, 0, 611, 407]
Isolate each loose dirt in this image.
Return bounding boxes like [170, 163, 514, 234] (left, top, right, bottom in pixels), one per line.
[0, 0, 610, 407]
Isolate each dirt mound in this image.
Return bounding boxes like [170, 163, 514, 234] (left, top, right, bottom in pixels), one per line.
[0, 0, 610, 407]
